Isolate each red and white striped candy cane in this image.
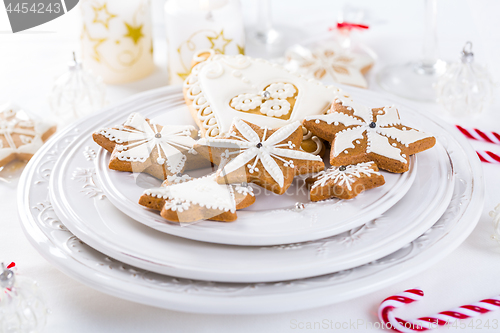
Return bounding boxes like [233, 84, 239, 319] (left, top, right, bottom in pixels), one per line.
[378, 288, 500, 332]
[476, 150, 500, 164]
[456, 125, 500, 145]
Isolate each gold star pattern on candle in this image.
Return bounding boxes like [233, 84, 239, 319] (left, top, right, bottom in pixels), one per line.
[207, 30, 232, 54]
[124, 22, 145, 45]
[92, 3, 117, 29]
[237, 44, 245, 55]
[81, 24, 107, 63]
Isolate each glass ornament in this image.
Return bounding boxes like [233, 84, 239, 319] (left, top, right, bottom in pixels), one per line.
[436, 42, 494, 117]
[0, 263, 49, 333]
[49, 53, 106, 128]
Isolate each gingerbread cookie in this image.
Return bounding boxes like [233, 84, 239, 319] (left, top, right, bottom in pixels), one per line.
[93, 113, 208, 180]
[194, 119, 324, 195]
[139, 175, 255, 222]
[0, 104, 56, 168]
[183, 50, 343, 155]
[306, 162, 385, 200]
[303, 96, 436, 173]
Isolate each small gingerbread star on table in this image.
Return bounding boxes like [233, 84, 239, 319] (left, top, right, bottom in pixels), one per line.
[303, 96, 436, 173]
[306, 162, 385, 200]
[93, 113, 208, 180]
[0, 104, 56, 168]
[194, 119, 325, 195]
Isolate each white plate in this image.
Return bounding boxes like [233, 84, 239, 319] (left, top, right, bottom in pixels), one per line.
[94, 104, 417, 246]
[47, 87, 453, 283]
[19, 87, 483, 314]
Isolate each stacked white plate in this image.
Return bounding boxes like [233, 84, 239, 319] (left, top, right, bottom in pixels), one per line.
[18, 86, 484, 314]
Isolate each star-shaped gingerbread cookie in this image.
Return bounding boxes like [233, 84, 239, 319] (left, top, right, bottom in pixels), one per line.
[194, 119, 325, 195]
[139, 175, 255, 222]
[0, 104, 56, 168]
[93, 113, 208, 180]
[306, 162, 385, 200]
[303, 96, 436, 173]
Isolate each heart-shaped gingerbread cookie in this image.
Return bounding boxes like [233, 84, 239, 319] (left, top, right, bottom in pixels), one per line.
[183, 51, 344, 154]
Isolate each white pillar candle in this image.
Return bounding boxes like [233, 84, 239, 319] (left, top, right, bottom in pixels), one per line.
[165, 0, 245, 85]
[80, 0, 154, 84]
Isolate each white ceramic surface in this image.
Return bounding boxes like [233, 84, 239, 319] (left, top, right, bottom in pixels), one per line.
[94, 106, 418, 246]
[45, 87, 453, 283]
[18, 86, 483, 313]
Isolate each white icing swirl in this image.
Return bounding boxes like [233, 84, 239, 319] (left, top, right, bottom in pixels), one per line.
[260, 99, 291, 117]
[265, 82, 296, 99]
[164, 199, 191, 212]
[230, 94, 263, 111]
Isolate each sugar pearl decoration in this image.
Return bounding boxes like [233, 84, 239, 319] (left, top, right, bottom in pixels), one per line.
[261, 91, 271, 100]
[294, 202, 305, 211]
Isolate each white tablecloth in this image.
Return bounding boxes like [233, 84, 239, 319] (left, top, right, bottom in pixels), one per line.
[1, 0, 500, 331]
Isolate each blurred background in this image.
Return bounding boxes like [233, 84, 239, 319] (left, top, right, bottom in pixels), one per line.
[0, 0, 498, 114]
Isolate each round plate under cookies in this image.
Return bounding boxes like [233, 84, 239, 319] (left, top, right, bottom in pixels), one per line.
[18, 86, 483, 313]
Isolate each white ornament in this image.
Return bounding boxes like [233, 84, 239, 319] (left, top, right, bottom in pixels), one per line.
[0, 263, 49, 332]
[312, 162, 380, 191]
[265, 82, 296, 99]
[260, 99, 291, 117]
[198, 119, 323, 188]
[98, 113, 197, 174]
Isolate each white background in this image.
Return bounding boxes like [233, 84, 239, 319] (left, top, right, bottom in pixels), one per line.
[1, 0, 500, 332]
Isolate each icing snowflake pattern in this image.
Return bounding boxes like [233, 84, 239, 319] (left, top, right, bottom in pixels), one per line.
[307, 97, 432, 164]
[201, 119, 323, 188]
[312, 162, 380, 191]
[98, 113, 197, 174]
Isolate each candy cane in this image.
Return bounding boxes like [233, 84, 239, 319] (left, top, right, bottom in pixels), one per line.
[476, 150, 500, 164]
[378, 288, 500, 332]
[456, 125, 500, 145]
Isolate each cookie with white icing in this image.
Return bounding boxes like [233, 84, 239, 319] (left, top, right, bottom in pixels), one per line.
[93, 113, 209, 180]
[0, 103, 56, 168]
[194, 119, 325, 195]
[303, 97, 436, 173]
[183, 50, 343, 155]
[139, 175, 255, 223]
[306, 162, 385, 200]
